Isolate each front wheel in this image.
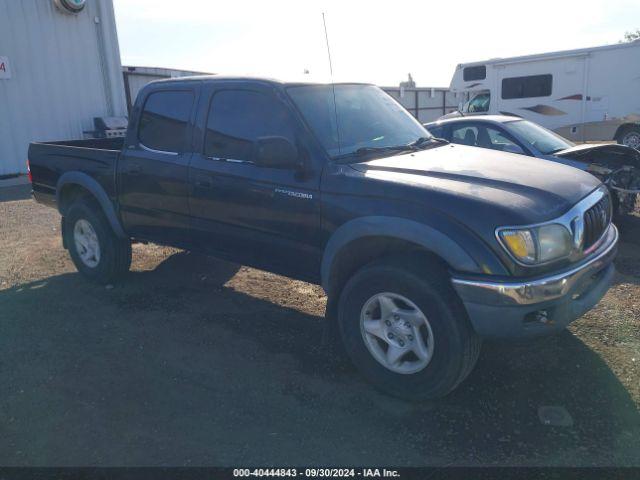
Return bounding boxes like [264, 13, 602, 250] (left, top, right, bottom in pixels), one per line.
[337, 257, 481, 400]
[64, 199, 132, 284]
[618, 126, 640, 150]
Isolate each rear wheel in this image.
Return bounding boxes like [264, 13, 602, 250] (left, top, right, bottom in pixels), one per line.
[618, 126, 640, 150]
[64, 199, 131, 284]
[337, 257, 481, 400]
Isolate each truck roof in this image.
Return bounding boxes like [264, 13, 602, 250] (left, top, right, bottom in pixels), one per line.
[425, 115, 522, 126]
[147, 74, 373, 88]
[456, 39, 640, 68]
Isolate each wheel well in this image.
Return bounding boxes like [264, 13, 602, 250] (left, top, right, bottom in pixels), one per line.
[326, 236, 450, 300]
[58, 184, 96, 215]
[614, 123, 640, 141]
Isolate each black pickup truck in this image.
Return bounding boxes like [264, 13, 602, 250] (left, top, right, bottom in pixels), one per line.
[29, 76, 618, 400]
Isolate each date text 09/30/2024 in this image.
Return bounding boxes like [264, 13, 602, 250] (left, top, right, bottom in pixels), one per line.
[233, 468, 400, 478]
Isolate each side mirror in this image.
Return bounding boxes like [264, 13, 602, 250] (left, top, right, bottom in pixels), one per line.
[254, 136, 300, 169]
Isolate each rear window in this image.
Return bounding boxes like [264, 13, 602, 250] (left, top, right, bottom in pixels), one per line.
[138, 90, 194, 153]
[501, 74, 552, 100]
[463, 65, 486, 81]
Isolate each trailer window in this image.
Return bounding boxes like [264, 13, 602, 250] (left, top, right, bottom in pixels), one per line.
[501, 74, 552, 99]
[463, 65, 486, 82]
[138, 90, 194, 153]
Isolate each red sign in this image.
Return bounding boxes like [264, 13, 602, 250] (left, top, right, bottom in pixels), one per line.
[0, 56, 10, 79]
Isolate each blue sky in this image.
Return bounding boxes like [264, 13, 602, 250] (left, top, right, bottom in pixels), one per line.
[113, 0, 639, 87]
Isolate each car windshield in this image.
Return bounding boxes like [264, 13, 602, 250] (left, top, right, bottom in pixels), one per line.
[287, 84, 430, 158]
[507, 119, 574, 155]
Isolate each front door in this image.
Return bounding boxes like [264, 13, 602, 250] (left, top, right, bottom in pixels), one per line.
[188, 83, 322, 281]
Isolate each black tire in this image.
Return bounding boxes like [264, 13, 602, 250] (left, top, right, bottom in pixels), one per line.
[618, 125, 640, 150]
[64, 199, 132, 284]
[337, 256, 481, 401]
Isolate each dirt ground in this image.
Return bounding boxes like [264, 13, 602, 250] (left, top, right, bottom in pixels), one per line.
[0, 197, 638, 467]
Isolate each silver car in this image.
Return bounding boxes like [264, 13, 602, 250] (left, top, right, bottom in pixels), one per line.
[425, 115, 640, 216]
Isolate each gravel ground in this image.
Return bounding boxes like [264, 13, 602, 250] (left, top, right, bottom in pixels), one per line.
[0, 198, 638, 467]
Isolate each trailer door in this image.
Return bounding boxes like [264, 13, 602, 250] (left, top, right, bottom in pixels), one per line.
[495, 57, 586, 141]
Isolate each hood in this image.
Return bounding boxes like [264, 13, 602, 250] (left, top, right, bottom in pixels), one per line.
[349, 143, 601, 226]
[554, 142, 640, 197]
[555, 143, 640, 165]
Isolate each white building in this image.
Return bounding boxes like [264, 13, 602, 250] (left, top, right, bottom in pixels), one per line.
[0, 0, 126, 176]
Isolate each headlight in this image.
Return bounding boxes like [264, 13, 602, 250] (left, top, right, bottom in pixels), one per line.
[497, 223, 572, 265]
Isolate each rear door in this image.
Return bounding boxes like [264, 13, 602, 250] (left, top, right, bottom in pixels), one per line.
[188, 82, 323, 281]
[118, 85, 198, 245]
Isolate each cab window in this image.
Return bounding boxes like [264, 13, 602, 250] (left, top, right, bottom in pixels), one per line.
[138, 90, 194, 153]
[466, 93, 490, 113]
[451, 125, 479, 146]
[204, 89, 295, 162]
[450, 123, 524, 154]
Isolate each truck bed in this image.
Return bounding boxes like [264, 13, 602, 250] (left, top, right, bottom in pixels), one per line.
[37, 137, 125, 150]
[28, 137, 124, 208]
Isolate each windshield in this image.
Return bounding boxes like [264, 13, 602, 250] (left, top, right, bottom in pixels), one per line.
[287, 84, 429, 158]
[465, 92, 490, 113]
[507, 119, 574, 155]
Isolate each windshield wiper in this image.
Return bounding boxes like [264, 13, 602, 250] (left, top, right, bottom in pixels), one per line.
[334, 137, 449, 164]
[408, 136, 449, 149]
[333, 144, 415, 163]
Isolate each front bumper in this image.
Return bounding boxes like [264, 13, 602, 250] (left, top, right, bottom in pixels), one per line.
[451, 224, 618, 338]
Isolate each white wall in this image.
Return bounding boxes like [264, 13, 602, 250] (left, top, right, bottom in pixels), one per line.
[122, 66, 211, 112]
[0, 0, 127, 175]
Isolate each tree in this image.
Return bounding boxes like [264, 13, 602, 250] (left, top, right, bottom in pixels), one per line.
[623, 29, 640, 42]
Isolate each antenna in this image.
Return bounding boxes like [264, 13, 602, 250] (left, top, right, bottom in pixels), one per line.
[322, 12, 334, 77]
[322, 12, 341, 154]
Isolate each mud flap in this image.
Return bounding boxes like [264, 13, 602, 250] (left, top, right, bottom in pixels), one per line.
[61, 217, 68, 250]
[322, 294, 350, 362]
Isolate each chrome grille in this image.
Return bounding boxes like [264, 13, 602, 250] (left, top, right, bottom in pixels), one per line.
[583, 194, 611, 250]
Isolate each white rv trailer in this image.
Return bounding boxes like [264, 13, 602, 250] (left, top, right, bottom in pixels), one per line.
[448, 41, 640, 148]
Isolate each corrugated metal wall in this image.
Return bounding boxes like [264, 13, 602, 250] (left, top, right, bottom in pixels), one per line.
[122, 66, 213, 113]
[119, 67, 457, 125]
[0, 0, 126, 176]
[382, 87, 461, 123]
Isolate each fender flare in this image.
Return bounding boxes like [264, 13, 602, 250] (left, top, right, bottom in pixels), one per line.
[320, 216, 480, 292]
[56, 172, 127, 238]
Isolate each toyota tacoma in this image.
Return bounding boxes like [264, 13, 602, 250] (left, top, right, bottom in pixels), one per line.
[28, 77, 618, 400]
